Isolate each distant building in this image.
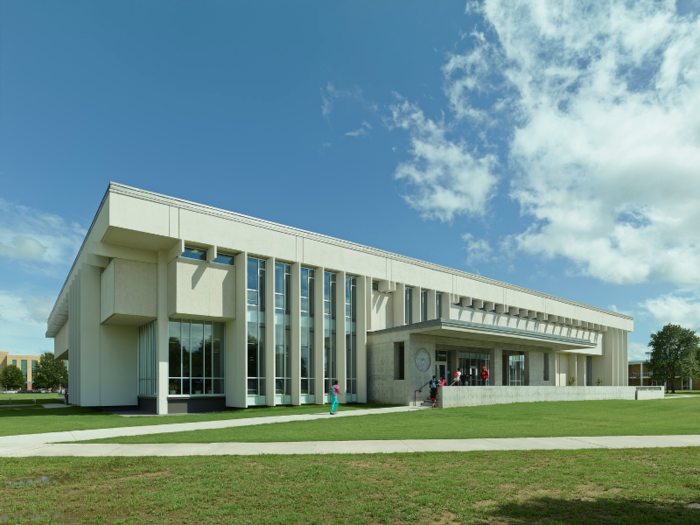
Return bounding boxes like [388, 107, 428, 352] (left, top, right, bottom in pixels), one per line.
[46, 183, 633, 413]
[0, 352, 42, 390]
[628, 359, 695, 391]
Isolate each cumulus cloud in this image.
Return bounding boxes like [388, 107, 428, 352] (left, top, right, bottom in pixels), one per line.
[345, 121, 372, 137]
[0, 291, 55, 353]
[640, 292, 700, 330]
[462, 233, 492, 266]
[0, 198, 84, 274]
[388, 97, 499, 222]
[628, 341, 650, 361]
[457, 0, 700, 286]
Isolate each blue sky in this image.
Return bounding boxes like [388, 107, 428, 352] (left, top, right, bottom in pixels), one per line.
[2, 0, 700, 358]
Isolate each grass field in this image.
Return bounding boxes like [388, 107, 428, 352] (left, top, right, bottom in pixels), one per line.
[81, 397, 700, 444]
[2, 448, 700, 524]
[0, 393, 63, 406]
[0, 403, 391, 437]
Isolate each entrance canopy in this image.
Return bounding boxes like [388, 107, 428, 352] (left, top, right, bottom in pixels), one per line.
[368, 318, 597, 352]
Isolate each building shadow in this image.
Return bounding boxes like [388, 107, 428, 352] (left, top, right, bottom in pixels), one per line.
[484, 496, 698, 524]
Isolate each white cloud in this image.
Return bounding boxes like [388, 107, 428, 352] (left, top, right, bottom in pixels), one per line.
[640, 292, 700, 330]
[448, 0, 700, 286]
[0, 291, 55, 353]
[388, 97, 499, 222]
[320, 83, 365, 118]
[462, 233, 492, 265]
[345, 121, 372, 137]
[628, 341, 650, 361]
[0, 198, 84, 274]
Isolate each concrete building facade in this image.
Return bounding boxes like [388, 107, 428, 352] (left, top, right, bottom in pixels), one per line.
[46, 183, 633, 413]
[0, 352, 42, 390]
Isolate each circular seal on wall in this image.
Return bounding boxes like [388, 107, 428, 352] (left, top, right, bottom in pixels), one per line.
[415, 348, 431, 371]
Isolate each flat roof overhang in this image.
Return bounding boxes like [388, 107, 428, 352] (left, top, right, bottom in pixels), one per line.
[368, 319, 598, 352]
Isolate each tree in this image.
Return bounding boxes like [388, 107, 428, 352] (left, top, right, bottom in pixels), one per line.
[0, 364, 26, 390]
[647, 324, 699, 394]
[32, 352, 68, 391]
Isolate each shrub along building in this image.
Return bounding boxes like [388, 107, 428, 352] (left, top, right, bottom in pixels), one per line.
[46, 183, 636, 414]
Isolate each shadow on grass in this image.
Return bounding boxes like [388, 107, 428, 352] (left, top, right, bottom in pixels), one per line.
[485, 496, 698, 524]
[0, 407, 108, 419]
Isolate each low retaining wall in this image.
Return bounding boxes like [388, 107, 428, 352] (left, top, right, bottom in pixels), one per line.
[438, 386, 664, 408]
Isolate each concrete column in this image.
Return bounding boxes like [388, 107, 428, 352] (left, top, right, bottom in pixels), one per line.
[265, 257, 276, 406]
[640, 363, 643, 386]
[427, 289, 437, 320]
[489, 348, 502, 386]
[365, 276, 372, 331]
[314, 266, 325, 404]
[394, 282, 405, 326]
[290, 262, 301, 406]
[79, 264, 102, 407]
[567, 354, 577, 386]
[413, 286, 422, 323]
[577, 355, 586, 386]
[156, 250, 169, 415]
[228, 251, 247, 408]
[357, 275, 368, 403]
[336, 271, 347, 403]
[554, 352, 560, 386]
[440, 292, 452, 320]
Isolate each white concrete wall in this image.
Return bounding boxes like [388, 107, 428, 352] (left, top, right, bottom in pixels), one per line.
[167, 258, 236, 320]
[439, 386, 663, 408]
[99, 325, 138, 406]
[101, 258, 157, 324]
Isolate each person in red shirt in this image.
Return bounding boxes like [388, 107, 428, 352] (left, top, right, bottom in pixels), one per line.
[480, 366, 489, 384]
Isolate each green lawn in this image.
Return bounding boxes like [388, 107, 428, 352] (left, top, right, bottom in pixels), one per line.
[0, 403, 391, 437]
[82, 397, 700, 444]
[0, 393, 63, 406]
[2, 448, 700, 524]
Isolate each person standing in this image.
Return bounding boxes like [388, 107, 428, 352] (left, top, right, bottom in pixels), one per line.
[453, 368, 462, 386]
[330, 379, 340, 415]
[429, 375, 439, 409]
[480, 366, 489, 385]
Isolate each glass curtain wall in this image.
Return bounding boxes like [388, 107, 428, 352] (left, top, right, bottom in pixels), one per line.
[420, 290, 428, 322]
[324, 272, 336, 394]
[508, 354, 525, 386]
[458, 352, 490, 385]
[300, 268, 315, 397]
[436, 293, 443, 319]
[345, 276, 357, 401]
[405, 287, 413, 325]
[138, 320, 157, 396]
[274, 262, 292, 401]
[247, 257, 266, 398]
[168, 319, 224, 395]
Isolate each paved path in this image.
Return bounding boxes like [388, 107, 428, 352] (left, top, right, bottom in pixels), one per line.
[2, 435, 699, 457]
[0, 406, 426, 447]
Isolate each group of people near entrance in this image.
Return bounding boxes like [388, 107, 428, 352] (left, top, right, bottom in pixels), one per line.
[429, 366, 489, 409]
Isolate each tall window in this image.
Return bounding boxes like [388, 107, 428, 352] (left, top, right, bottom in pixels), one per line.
[586, 356, 593, 386]
[138, 320, 157, 395]
[346, 276, 357, 397]
[420, 290, 428, 322]
[31, 361, 37, 376]
[324, 272, 336, 394]
[508, 355, 524, 386]
[274, 262, 292, 398]
[168, 319, 224, 395]
[21, 360, 27, 380]
[405, 286, 413, 325]
[436, 293, 443, 320]
[247, 257, 266, 396]
[301, 268, 315, 396]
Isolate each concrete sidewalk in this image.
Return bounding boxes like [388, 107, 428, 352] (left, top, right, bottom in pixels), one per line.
[2, 434, 699, 457]
[0, 405, 426, 447]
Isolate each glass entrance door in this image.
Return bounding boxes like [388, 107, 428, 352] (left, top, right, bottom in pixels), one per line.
[435, 364, 446, 385]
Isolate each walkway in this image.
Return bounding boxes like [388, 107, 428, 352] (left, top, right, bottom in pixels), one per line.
[2, 435, 699, 457]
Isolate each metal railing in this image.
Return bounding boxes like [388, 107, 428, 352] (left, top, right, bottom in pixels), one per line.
[414, 380, 433, 407]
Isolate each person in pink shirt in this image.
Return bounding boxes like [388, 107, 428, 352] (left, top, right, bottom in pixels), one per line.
[330, 379, 340, 415]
